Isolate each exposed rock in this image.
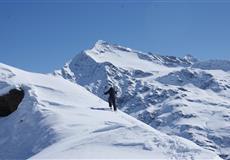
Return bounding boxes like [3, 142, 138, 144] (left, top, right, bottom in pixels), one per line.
[0, 88, 24, 116]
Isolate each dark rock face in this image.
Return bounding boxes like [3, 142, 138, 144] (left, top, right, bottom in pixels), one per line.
[0, 89, 24, 117]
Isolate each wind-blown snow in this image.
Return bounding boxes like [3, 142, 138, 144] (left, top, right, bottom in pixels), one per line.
[57, 40, 230, 160]
[0, 63, 221, 159]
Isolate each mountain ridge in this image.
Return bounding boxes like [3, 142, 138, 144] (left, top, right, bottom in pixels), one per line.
[57, 40, 230, 160]
[0, 62, 221, 159]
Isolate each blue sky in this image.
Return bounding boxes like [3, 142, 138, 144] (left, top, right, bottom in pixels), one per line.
[1, 1, 230, 73]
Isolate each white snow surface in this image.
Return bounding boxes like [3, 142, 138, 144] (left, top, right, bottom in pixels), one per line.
[57, 40, 230, 160]
[0, 63, 221, 159]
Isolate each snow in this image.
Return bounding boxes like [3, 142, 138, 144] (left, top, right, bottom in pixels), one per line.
[0, 63, 221, 159]
[58, 40, 230, 159]
[86, 40, 178, 76]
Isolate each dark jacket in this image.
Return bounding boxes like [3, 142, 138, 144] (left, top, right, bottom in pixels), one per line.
[104, 87, 116, 99]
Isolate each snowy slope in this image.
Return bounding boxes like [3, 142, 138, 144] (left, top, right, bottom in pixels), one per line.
[57, 40, 230, 160]
[0, 63, 221, 159]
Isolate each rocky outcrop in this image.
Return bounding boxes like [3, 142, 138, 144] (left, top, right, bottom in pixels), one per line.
[0, 88, 24, 116]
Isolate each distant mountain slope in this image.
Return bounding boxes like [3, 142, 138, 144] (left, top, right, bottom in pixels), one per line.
[192, 59, 230, 71]
[0, 63, 221, 159]
[57, 40, 230, 160]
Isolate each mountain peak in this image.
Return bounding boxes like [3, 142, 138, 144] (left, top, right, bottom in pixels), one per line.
[57, 41, 230, 159]
[91, 40, 133, 54]
[93, 40, 110, 48]
[183, 54, 198, 63]
[95, 40, 108, 46]
[91, 40, 112, 53]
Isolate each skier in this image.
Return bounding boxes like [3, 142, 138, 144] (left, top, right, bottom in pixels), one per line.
[104, 84, 117, 111]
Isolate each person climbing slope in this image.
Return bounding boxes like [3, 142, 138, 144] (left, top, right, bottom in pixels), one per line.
[104, 84, 117, 111]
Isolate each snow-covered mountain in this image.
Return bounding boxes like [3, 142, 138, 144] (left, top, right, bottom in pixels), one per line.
[0, 63, 222, 159]
[56, 40, 230, 160]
